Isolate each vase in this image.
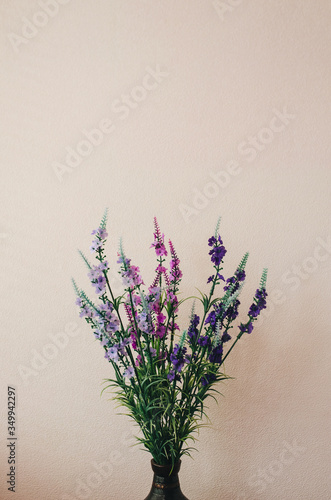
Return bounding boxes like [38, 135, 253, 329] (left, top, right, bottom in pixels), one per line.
[144, 459, 189, 500]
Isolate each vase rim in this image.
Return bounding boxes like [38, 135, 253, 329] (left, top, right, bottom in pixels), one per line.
[151, 459, 181, 476]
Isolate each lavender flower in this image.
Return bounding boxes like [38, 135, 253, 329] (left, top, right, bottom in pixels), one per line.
[209, 344, 223, 364]
[106, 346, 120, 363]
[197, 335, 212, 350]
[223, 276, 236, 292]
[239, 322, 254, 334]
[167, 369, 181, 382]
[75, 297, 83, 307]
[92, 274, 106, 295]
[91, 228, 108, 240]
[209, 244, 227, 266]
[100, 338, 109, 347]
[93, 329, 102, 339]
[79, 305, 94, 318]
[248, 288, 267, 318]
[207, 273, 225, 284]
[121, 264, 144, 289]
[236, 269, 246, 282]
[123, 366, 135, 379]
[169, 240, 182, 283]
[221, 332, 231, 342]
[226, 299, 240, 321]
[170, 344, 190, 373]
[201, 373, 216, 386]
[90, 239, 103, 253]
[208, 231, 227, 267]
[149, 346, 157, 357]
[187, 314, 200, 343]
[150, 217, 168, 257]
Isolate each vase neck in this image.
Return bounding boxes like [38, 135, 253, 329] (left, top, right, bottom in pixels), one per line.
[151, 460, 181, 477]
[144, 460, 189, 500]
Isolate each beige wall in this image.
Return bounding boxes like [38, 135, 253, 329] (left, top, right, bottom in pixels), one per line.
[1, 1, 331, 499]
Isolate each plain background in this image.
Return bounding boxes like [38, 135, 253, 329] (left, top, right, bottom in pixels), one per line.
[1, 1, 330, 499]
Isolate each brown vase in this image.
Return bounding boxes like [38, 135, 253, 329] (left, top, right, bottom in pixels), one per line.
[144, 459, 189, 500]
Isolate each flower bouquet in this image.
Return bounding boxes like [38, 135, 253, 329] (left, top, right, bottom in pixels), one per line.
[73, 210, 267, 498]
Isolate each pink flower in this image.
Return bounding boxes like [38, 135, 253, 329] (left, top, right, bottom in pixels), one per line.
[157, 313, 166, 324]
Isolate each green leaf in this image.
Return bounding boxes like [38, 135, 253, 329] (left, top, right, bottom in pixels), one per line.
[100, 208, 109, 230]
[78, 250, 92, 269]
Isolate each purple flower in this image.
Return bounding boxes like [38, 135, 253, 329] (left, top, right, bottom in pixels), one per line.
[170, 355, 186, 373]
[236, 269, 246, 282]
[149, 347, 157, 357]
[226, 299, 240, 321]
[106, 346, 119, 363]
[208, 236, 222, 247]
[90, 239, 102, 253]
[88, 267, 100, 280]
[150, 220, 168, 256]
[167, 369, 181, 382]
[239, 322, 254, 334]
[98, 228, 108, 240]
[93, 329, 102, 339]
[248, 288, 268, 318]
[187, 314, 200, 343]
[91, 227, 108, 240]
[137, 312, 150, 334]
[88, 262, 109, 281]
[209, 344, 223, 364]
[208, 233, 226, 267]
[256, 288, 267, 299]
[155, 324, 166, 339]
[132, 294, 142, 307]
[117, 254, 131, 267]
[201, 372, 216, 386]
[123, 366, 135, 379]
[156, 265, 167, 273]
[170, 344, 190, 373]
[150, 217, 168, 257]
[147, 286, 161, 301]
[151, 239, 167, 257]
[170, 267, 183, 281]
[197, 335, 212, 350]
[221, 332, 231, 342]
[249, 304, 260, 318]
[209, 245, 227, 266]
[99, 261, 108, 271]
[118, 339, 130, 356]
[92, 274, 106, 295]
[157, 313, 166, 323]
[166, 290, 178, 312]
[223, 276, 236, 292]
[205, 310, 217, 329]
[79, 305, 93, 318]
[121, 264, 144, 289]
[169, 240, 182, 283]
[105, 317, 120, 334]
[99, 301, 114, 313]
[208, 273, 225, 284]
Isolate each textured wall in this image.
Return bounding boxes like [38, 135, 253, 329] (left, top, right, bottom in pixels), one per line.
[1, 1, 330, 499]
